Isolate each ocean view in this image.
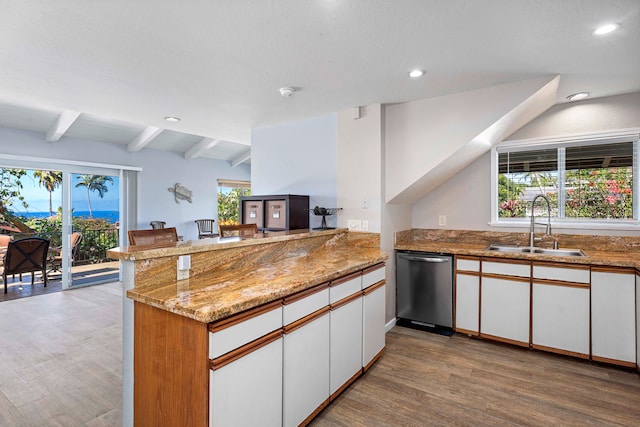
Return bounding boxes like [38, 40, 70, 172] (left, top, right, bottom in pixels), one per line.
[12, 210, 119, 224]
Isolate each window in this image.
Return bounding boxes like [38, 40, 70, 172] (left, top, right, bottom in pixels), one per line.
[217, 179, 251, 225]
[492, 133, 639, 228]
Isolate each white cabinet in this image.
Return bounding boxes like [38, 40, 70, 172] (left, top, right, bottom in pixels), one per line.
[480, 259, 531, 346]
[455, 256, 480, 335]
[210, 333, 283, 427]
[209, 301, 283, 427]
[283, 308, 330, 427]
[532, 285, 589, 357]
[362, 279, 386, 370]
[330, 293, 363, 396]
[282, 284, 330, 427]
[592, 267, 636, 366]
[531, 263, 590, 358]
[636, 272, 640, 371]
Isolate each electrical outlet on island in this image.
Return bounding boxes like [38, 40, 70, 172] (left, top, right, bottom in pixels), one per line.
[438, 215, 446, 226]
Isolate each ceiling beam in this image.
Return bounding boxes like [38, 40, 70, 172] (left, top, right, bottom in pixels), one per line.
[230, 149, 251, 167]
[46, 110, 81, 142]
[127, 126, 163, 152]
[185, 138, 220, 159]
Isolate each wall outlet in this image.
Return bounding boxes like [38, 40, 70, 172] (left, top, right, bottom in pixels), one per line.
[438, 215, 446, 226]
[361, 198, 368, 209]
[348, 219, 362, 231]
[361, 220, 369, 231]
[177, 255, 190, 280]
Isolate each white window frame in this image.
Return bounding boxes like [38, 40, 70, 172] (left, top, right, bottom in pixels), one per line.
[490, 129, 640, 231]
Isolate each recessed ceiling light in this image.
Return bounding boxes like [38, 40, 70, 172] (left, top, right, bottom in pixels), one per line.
[409, 69, 425, 78]
[593, 23, 619, 35]
[164, 116, 181, 122]
[566, 92, 591, 102]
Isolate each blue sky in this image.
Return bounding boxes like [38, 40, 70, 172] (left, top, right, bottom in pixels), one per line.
[11, 171, 120, 214]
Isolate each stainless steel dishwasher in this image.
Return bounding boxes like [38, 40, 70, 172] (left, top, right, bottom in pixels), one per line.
[396, 251, 453, 333]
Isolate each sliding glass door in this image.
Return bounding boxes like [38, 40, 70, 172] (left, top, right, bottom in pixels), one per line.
[1, 159, 127, 293]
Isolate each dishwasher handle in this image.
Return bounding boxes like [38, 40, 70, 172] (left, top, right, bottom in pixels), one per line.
[398, 254, 450, 263]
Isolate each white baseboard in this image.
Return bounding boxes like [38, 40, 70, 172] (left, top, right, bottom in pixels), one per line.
[385, 317, 397, 333]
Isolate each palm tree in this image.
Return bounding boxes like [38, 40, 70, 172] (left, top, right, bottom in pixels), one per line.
[33, 170, 63, 216]
[75, 175, 114, 217]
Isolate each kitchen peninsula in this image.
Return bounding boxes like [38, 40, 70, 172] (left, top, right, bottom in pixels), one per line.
[108, 228, 387, 427]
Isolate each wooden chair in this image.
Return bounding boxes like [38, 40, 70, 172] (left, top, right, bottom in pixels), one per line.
[2, 237, 50, 294]
[150, 221, 166, 229]
[128, 227, 179, 246]
[219, 223, 259, 238]
[195, 219, 218, 239]
[48, 232, 83, 273]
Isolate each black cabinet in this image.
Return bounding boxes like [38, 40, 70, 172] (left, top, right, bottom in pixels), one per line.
[240, 194, 310, 231]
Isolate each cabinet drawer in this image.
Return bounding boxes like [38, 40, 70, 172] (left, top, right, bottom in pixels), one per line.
[209, 301, 283, 359]
[533, 263, 590, 284]
[330, 272, 362, 304]
[283, 285, 329, 325]
[242, 200, 264, 228]
[362, 265, 385, 289]
[456, 257, 480, 272]
[482, 260, 530, 278]
[265, 200, 286, 229]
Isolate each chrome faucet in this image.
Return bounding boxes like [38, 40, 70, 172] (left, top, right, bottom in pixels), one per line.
[529, 194, 553, 250]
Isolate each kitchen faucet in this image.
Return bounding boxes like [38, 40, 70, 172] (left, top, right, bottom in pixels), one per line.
[529, 194, 556, 250]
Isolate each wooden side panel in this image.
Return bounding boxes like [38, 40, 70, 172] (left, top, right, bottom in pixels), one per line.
[134, 302, 209, 427]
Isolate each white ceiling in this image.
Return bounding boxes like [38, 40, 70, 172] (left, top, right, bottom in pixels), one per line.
[0, 0, 639, 165]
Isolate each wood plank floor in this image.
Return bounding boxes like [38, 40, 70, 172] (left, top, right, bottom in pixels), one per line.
[0, 282, 122, 426]
[2, 287, 639, 426]
[312, 326, 640, 427]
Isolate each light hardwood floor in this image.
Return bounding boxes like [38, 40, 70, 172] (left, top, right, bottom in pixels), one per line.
[2, 287, 640, 426]
[0, 282, 122, 426]
[312, 326, 640, 427]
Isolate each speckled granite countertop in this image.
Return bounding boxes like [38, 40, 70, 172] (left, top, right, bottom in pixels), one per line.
[395, 229, 640, 269]
[109, 230, 387, 323]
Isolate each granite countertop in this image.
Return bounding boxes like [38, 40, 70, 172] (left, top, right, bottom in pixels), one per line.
[395, 229, 640, 269]
[120, 230, 387, 323]
[108, 228, 343, 261]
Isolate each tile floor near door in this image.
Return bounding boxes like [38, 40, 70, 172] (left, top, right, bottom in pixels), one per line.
[0, 282, 122, 426]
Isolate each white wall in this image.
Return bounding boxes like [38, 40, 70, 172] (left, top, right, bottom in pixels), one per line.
[0, 127, 250, 240]
[413, 151, 491, 230]
[337, 105, 382, 232]
[384, 76, 557, 204]
[507, 92, 640, 140]
[412, 92, 640, 236]
[251, 114, 337, 229]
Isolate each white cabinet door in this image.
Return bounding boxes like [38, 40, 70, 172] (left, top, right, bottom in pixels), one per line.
[481, 276, 530, 346]
[637, 272, 640, 370]
[210, 335, 283, 427]
[455, 272, 480, 335]
[362, 282, 386, 369]
[592, 269, 636, 365]
[532, 282, 590, 357]
[283, 310, 330, 427]
[330, 294, 363, 396]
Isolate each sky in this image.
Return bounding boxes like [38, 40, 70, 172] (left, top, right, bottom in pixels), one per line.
[10, 170, 120, 214]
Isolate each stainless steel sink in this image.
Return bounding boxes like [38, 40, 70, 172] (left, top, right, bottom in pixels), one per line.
[485, 244, 586, 257]
[530, 247, 586, 257]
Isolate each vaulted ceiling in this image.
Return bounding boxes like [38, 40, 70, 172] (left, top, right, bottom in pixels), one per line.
[0, 1, 638, 165]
